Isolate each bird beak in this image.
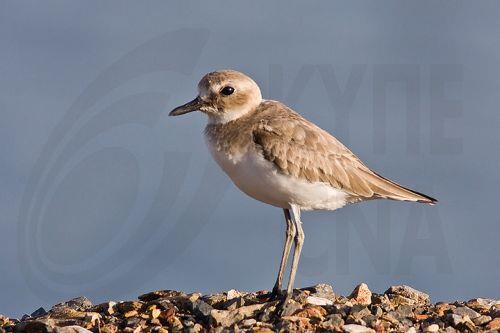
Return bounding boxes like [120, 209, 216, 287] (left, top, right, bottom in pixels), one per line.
[169, 96, 202, 116]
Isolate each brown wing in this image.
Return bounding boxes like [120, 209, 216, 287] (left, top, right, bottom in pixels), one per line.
[252, 108, 436, 204]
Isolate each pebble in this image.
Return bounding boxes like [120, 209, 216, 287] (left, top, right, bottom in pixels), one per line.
[424, 324, 439, 332]
[343, 323, 376, 333]
[385, 285, 430, 305]
[1, 284, 498, 332]
[349, 283, 372, 305]
[306, 295, 333, 306]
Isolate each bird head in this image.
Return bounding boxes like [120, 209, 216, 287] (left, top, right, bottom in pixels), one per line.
[169, 70, 262, 124]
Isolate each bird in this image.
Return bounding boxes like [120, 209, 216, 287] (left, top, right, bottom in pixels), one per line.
[169, 69, 437, 304]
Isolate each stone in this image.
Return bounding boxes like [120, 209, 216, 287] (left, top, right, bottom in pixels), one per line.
[83, 312, 101, 329]
[31, 307, 47, 318]
[385, 285, 430, 305]
[473, 314, 492, 326]
[350, 305, 372, 320]
[252, 328, 274, 333]
[423, 324, 439, 332]
[210, 303, 266, 327]
[279, 300, 302, 317]
[446, 313, 464, 327]
[90, 301, 117, 315]
[295, 305, 327, 320]
[241, 318, 256, 327]
[486, 317, 500, 330]
[349, 283, 372, 306]
[395, 305, 413, 318]
[226, 289, 242, 300]
[53, 297, 92, 311]
[458, 320, 477, 332]
[322, 313, 344, 329]
[302, 284, 335, 300]
[5, 284, 498, 332]
[306, 295, 333, 306]
[138, 290, 186, 302]
[452, 306, 480, 319]
[361, 314, 378, 327]
[116, 301, 144, 314]
[343, 324, 376, 333]
[201, 293, 227, 307]
[191, 299, 214, 319]
[371, 306, 383, 317]
[54, 326, 93, 333]
[101, 323, 118, 333]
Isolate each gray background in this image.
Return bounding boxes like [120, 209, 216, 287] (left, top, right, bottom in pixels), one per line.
[1, 1, 499, 317]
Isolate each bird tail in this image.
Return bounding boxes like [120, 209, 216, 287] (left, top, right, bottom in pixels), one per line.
[365, 171, 438, 205]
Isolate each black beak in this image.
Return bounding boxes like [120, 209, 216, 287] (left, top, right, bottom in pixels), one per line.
[169, 97, 202, 116]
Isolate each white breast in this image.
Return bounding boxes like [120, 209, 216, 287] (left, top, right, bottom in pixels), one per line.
[205, 139, 349, 211]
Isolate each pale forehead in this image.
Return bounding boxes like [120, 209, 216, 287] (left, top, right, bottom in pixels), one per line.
[198, 70, 253, 92]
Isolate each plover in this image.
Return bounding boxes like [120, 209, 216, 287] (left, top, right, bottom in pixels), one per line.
[170, 69, 437, 302]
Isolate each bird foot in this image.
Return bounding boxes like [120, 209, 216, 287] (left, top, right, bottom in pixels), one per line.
[269, 287, 287, 301]
[275, 294, 294, 317]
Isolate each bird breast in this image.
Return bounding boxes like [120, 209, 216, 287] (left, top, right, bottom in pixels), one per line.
[204, 134, 349, 211]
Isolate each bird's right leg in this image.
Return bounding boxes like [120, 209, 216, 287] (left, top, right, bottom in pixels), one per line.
[271, 208, 296, 298]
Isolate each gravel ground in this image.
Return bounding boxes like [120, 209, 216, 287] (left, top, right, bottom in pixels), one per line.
[1, 283, 499, 333]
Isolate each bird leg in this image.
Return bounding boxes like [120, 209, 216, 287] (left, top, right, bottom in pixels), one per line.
[284, 204, 304, 304]
[271, 208, 296, 298]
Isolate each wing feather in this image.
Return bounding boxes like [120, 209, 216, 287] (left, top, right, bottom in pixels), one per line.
[251, 108, 436, 204]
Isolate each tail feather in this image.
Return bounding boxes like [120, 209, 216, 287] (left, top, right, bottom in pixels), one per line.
[365, 171, 437, 204]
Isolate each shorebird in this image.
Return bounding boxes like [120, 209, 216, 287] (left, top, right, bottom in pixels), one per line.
[169, 70, 437, 303]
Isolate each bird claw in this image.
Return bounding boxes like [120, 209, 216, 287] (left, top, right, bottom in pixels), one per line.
[275, 294, 293, 317]
[269, 287, 286, 301]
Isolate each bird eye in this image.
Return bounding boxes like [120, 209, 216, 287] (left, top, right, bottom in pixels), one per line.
[220, 86, 235, 96]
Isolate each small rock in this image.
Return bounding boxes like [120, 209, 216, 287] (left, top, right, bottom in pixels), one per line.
[31, 307, 47, 318]
[138, 290, 186, 302]
[385, 285, 430, 305]
[371, 306, 383, 317]
[83, 312, 101, 329]
[349, 283, 372, 305]
[395, 305, 413, 318]
[343, 324, 376, 333]
[54, 326, 93, 333]
[295, 305, 327, 320]
[241, 318, 256, 327]
[101, 323, 118, 333]
[226, 289, 242, 300]
[320, 313, 344, 331]
[457, 320, 477, 332]
[302, 284, 335, 300]
[279, 300, 302, 317]
[54, 297, 93, 311]
[350, 305, 372, 320]
[90, 301, 116, 315]
[486, 317, 500, 330]
[210, 303, 266, 327]
[306, 295, 333, 306]
[424, 324, 439, 332]
[116, 301, 144, 314]
[446, 313, 464, 327]
[361, 314, 377, 327]
[191, 299, 213, 319]
[473, 314, 492, 326]
[452, 306, 480, 319]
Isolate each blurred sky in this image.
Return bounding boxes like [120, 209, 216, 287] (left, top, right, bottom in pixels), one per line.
[1, 1, 499, 317]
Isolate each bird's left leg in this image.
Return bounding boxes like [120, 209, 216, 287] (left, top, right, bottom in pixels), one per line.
[271, 208, 296, 298]
[283, 204, 304, 304]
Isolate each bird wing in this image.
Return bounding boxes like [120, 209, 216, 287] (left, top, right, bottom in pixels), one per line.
[251, 105, 436, 204]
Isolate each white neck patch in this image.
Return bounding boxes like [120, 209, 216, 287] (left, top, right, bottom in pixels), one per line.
[207, 107, 254, 124]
